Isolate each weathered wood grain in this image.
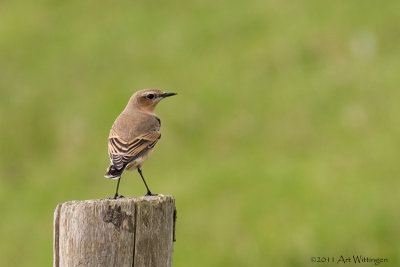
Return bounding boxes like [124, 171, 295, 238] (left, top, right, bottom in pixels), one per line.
[53, 195, 175, 267]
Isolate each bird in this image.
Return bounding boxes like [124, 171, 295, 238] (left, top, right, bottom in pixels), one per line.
[105, 89, 177, 199]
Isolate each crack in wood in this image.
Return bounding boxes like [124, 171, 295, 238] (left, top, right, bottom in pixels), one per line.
[132, 202, 138, 267]
[173, 208, 177, 242]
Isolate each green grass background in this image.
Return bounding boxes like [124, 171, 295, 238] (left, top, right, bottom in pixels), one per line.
[1, 0, 399, 266]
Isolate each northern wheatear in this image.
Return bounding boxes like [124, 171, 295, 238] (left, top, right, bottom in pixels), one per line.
[105, 89, 176, 199]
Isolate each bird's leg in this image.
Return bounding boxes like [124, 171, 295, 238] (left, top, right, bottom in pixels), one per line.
[138, 168, 157, 196]
[110, 177, 124, 199]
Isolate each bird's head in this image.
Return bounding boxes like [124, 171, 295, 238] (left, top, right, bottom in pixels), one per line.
[128, 89, 177, 113]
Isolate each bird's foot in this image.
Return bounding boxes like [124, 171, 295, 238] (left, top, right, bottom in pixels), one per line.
[145, 191, 158, 196]
[109, 194, 125, 199]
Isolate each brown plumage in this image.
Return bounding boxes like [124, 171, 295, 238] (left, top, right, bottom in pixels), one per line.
[105, 89, 176, 198]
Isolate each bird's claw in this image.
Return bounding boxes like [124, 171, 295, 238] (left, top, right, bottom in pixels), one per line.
[109, 195, 125, 199]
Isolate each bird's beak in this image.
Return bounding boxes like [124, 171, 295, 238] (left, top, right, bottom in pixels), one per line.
[161, 92, 177, 98]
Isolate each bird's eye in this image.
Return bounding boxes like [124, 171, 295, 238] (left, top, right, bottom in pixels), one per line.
[147, 94, 155, 99]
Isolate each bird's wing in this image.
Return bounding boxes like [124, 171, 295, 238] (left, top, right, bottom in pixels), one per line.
[108, 131, 161, 170]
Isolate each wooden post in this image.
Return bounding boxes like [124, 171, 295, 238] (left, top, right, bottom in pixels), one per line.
[53, 195, 176, 267]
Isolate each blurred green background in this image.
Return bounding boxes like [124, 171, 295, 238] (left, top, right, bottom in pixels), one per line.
[1, 0, 399, 266]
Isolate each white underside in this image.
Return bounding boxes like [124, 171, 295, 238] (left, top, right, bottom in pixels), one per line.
[125, 149, 154, 171]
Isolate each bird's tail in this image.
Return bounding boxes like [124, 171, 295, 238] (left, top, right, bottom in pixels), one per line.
[105, 164, 123, 179]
